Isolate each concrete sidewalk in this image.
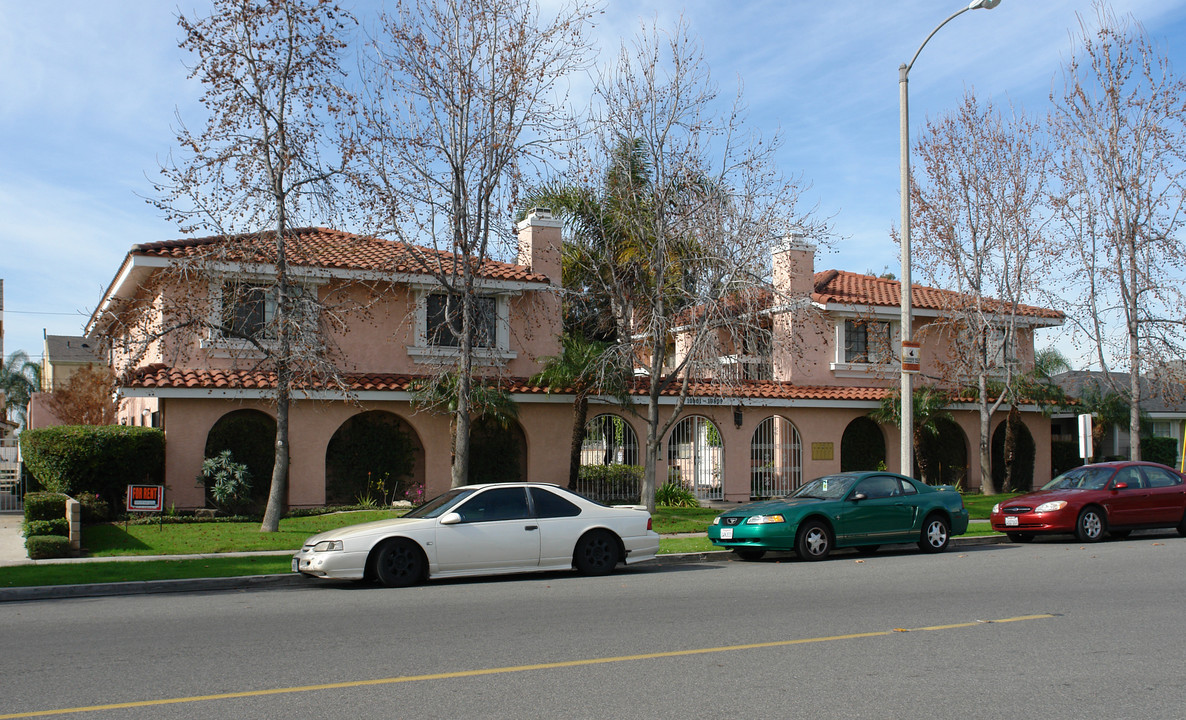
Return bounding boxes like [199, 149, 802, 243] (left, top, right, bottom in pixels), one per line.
[0, 513, 27, 566]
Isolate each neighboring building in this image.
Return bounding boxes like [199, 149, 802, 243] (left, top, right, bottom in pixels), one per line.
[40, 334, 105, 391]
[77, 217, 1065, 510]
[1051, 370, 1186, 470]
[25, 334, 107, 429]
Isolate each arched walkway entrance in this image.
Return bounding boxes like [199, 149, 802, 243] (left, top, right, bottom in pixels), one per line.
[325, 411, 423, 505]
[203, 409, 276, 512]
[992, 414, 1035, 493]
[841, 416, 886, 472]
[469, 417, 528, 485]
[918, 417, 968, 487]
[667, 415, 724, 501]
[750, 416, 802, 498]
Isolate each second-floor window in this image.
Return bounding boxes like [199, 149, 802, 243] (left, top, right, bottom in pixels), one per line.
[222, 282, 269, 339]
[844, 320, 891, 364]
[426, 293, 496, 348]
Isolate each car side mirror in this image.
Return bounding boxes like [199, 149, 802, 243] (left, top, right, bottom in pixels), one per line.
[851, 492, 867, 502]
[1113, 482, 1128, 490]
[439, 512, 462, 525]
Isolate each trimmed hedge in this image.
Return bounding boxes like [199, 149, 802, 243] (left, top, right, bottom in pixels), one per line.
[24, 518, 69, 537]
[19, 426, 164, 507]
[23, 492, 68, 522]
[1051, 441, 1082, 478]
[1143, 436, 1179, 469]
[25, 535, 71, 560]
[576, 464, 642, 503]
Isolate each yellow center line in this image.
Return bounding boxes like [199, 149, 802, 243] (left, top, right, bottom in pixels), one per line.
[0, 613, 1054, 719]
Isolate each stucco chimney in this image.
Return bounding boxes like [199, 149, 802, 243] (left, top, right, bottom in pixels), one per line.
[516, 208, 562, 284]
[771, 231, 815, 299]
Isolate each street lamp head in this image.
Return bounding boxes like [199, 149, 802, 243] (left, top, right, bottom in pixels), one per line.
[970, 0, 1001, 9]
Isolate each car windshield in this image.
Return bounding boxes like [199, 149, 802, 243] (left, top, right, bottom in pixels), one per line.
[405, 488, 475, 518]
[790, 475, 859, 500]
[1042, 466, 1115, 491]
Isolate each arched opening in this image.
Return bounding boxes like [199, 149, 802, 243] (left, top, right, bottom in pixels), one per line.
[325, 411, 424, 505]
[203, 409, 276, 513]
[917, 417, 968, 488]
[992, 415, 1035, 493]
[841, 416, 886, 472]
[667, 415, 723, 501]
[750, 416, 802, 498]
[468, 416, 528, 485]
[580, 414, 639, 467]
[577, 414, 640, 502]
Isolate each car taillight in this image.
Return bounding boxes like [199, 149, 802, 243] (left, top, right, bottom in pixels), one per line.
[647, 517, 653, 531]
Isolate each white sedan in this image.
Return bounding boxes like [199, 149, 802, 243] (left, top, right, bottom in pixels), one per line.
[293, 482, 661, 587]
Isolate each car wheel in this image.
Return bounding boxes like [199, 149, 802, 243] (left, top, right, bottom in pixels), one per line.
[918, 514, 950, 553]
[1177, 512, 1186, 538]
[373, 539, 425, 588]
[855, 545, 880, 555]
[1006, 532, 1034, 543]
[1108, 530, 1131, 540]
[733, 548, 766, 561]
[574, 530, 619, 575]
[1075, 507, 1106, 543]
[795, 520, 832, 561]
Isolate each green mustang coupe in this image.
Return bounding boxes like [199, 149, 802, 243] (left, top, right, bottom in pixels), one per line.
[708, 471, 969, 561]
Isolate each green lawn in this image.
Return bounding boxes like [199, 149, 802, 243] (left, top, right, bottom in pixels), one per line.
[0, 505, 1005, 589]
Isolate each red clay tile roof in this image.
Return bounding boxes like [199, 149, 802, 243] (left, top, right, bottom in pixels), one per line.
[132, 227, 550, 284]
[123, 364, 890, 402]
[812, 270, 1063, 321]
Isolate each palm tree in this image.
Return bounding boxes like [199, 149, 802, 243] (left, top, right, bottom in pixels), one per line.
[870, 386, 953, 484]
[1, 351, 42, 428]
[411, 373, 519, 485]
[531, 334, 628, 488]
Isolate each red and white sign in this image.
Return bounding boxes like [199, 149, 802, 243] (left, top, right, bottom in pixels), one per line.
[126, 485, 164, 512]
[901, 340, 921, 374]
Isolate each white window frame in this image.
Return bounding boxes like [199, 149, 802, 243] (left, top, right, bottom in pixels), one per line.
[408, 287, 517, 366]
[202, 276, 322, 358]
[831, 315, 897, 377]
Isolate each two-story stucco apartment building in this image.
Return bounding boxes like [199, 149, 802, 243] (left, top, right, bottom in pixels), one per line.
[75, 209, 1063, 509]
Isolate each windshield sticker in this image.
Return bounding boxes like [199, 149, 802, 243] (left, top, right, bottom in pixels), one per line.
[821, 479, 828, 492]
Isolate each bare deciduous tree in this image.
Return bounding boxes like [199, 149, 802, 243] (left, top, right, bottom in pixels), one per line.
[147, 0, 354, 530]
[45, 364, 121, 426]
[1049, 4, 1186, 461]
[910, 91, 1053, 493]
[560, 20, 817, 511]
[353, 0, 596, 488]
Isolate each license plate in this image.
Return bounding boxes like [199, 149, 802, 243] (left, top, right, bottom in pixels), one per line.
[720, 528, 733, 540]
[292, 557, 301, 572]
[1005, 516, 1018, 527]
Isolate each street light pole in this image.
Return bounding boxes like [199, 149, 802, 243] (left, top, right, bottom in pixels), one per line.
[898, 0, 1000, 479]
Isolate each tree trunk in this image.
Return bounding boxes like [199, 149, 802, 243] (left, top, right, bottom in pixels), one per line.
[1003, 405, 1020, 492]
[568, 395, 588, 489]
[261, 223, 290, 532]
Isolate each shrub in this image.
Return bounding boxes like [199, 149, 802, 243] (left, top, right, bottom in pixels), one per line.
[655, 481, 699, 508]
[19, 426, 164, 505]
[24, 518, 69, 537]
[1142, 436, 1178, 468]
[576, 464, 642, 503]
[25, 535, 71, 560]
[198, 450, 254, 514]
[74, 492, 112, 524]
[23, 492, 68, 522]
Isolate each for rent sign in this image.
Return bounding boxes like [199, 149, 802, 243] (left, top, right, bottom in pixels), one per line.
[126, 485, 165, 512]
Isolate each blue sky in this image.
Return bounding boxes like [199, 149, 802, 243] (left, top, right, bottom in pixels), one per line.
[3, 0, 1186, 369]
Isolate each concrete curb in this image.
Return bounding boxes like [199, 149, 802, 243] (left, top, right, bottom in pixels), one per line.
[0, 534, 1006, 603]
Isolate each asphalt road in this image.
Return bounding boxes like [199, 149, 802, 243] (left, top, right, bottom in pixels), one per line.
[2, 534, 1185, 719]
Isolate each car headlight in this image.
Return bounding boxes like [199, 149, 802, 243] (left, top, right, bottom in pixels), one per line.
[712, 517, 720, 525]
[312, 540, 344, 552]
[745, 514, 786, 525]
[1035, 501, 1068, 513]
[991, 503, 1000, 514]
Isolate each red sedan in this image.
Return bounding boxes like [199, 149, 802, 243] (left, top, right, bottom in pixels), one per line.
[990, 461, 1186, 543]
